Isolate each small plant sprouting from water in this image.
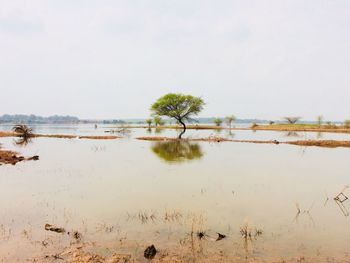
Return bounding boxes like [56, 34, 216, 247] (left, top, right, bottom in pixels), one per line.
[213, 118, 223, 127]
[251, 122, 258, 128]
[146, 118, 152, 128]
[293, 202, 315, 225]
[164, 210, 183, 222]
[126, 210, 157, 224]
[240, 223, 263, 240]
[225, 115, 236, 128]
[240, 224, 251, 239]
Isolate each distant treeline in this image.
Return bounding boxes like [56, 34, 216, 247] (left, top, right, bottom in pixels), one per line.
[0, 114, 80, 124]
[0, 114, 127, 124]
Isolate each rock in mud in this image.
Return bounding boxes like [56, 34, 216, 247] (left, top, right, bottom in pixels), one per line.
[44, 224, 65, 233]
[144, 245, 157, 260]
[67, 230, 82, 241]
[28, 155, 39, 160]
[216, 232, 226, 241]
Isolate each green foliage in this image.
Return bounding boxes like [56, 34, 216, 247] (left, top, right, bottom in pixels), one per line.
[151, 141, 203, 163]
[317, 115, 323, 126]
[153, 116, 164, 126]
[214, 118, 223, 126]
[151, 93, 204, 121]
[225, 115, 236, 128]
[151, 93, 205, 138]
[146, 118, 152, 127]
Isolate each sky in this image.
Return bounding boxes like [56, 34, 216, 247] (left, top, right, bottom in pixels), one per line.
[0, 0, 349, 121]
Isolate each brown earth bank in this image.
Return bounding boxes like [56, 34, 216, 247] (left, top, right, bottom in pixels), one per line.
[285, 140, 350, 148]
[250, 124, 350, 134]
[136, 137, 350, 148]
[116, 124, 350, 134]
[0, 149, 39, 165]
[26, 243, 350, 263]
[33, 134, 121, 140]
[0, 131, 120, 140]
[0, 131, 16, 137]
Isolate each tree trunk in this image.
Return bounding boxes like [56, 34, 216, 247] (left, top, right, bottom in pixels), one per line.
[178, 119, 186, 139]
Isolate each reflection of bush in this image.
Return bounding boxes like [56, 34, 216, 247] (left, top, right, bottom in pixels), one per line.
[14, 136, 32, 147]
[151, 140, 203, 163]
[154, 128, 163, 134]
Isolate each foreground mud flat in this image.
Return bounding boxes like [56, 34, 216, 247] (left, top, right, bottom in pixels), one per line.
[3, 216, 350, 263]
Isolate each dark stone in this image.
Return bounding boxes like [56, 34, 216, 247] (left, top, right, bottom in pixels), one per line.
[144, 244, 157, 260]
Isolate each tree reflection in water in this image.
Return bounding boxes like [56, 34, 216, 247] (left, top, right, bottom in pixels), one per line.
[151, 140, 203, 163]
[13, 136, 32, 147]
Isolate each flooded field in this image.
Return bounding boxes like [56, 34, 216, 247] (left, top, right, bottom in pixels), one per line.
[1, 124, 350, 262]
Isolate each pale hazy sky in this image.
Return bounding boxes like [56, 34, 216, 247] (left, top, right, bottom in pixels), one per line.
[0, 0, 349, 120]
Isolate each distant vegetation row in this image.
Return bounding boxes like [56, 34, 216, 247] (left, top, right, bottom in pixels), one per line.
[0, 114, 80, 124]
[0, 114, 126, 124]
[0, 114, 348, 128]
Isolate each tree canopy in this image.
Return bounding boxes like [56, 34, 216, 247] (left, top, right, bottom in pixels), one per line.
[151, 93, 205, 138]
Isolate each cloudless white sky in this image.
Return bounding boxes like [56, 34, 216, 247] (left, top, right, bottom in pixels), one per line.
[0, 0, 349, 120]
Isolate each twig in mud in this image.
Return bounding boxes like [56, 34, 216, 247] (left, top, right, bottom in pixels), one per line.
[293, 202, 316, 226]
[324, 191, 329, 207]
[334, 186, 349, 203]
[44, 254, 64, 260]
[334, 199, 350, 217]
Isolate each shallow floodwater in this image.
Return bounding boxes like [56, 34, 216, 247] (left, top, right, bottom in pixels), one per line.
[0, 125, 350, 262]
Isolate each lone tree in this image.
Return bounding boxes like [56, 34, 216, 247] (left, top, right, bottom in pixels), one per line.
[153, 116, 164, 126]
[317, 115, 323, 126]
[146, 118, 152, 128]
[151, 93, 205, 139]
[225, 115, 236, 128]
[214, 118, 223, 126]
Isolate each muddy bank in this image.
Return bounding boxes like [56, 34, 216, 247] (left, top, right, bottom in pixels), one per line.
[118, 124, 350, 134]
[34, 134, 121, 140]
[0, 131, 120, 140]
[136, 136, 232, 142]
[0, 149, 39, 165]
[78, 135, 120, 140]
[285, 140, 350, 148]
[136, 136, 350, 148]
[0, 131, 16, 137]
[250, 124, 350, 134]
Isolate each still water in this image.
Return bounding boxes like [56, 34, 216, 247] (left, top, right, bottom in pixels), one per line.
[0, 125, 349, 262]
